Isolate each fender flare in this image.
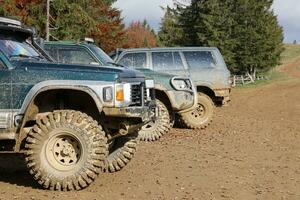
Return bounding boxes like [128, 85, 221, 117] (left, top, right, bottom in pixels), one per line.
[19, 80, 108, 116]
[16, 80, 108, 152]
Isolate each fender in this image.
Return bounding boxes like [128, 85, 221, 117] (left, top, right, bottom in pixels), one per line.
[193, 80, 215, 90]
[154, 83, 197, 113]
[19, 80, 115, 116]
[154, 83, 173, 102]
[15, 80, 114, 152]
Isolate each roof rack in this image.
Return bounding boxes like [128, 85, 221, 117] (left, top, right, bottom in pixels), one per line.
[0, 17, 22, 26]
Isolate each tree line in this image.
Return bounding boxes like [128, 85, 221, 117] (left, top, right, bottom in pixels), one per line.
[158, 0, 284, 75]
[0, 0, 284, 75]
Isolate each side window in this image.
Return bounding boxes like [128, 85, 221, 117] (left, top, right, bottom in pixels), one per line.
[183, 51, 216, 69]
[58, 48, 97, 65]
[152, 52, 184, 70]
[44, 46, 58, 61]
[119, 53, 146, 68]
[173, 52, 184, 69]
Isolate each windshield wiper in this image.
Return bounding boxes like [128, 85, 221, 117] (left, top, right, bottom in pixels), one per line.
[106, 61, 125, 68]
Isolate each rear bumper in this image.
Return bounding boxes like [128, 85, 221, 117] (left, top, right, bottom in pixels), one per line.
[214, 88, 231, 105]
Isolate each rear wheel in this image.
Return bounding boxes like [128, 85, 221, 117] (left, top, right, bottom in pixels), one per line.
[24, 110, 107, 191]
[180, 93, 214, 129]
[104, 136, 138, 173]
[137, 100, 171, 141]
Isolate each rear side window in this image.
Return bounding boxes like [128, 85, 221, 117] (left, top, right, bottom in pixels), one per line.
[58, 48, 97, 65]
[118, 53, 146, 68]
[183, 51, 216, 69]
[152, 52, 184, 70]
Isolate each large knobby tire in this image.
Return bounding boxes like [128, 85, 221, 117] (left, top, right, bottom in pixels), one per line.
[180, 93, 214, 129]
[24, 110, 108, 191]
[137, 99, 171, 141]
[104, 136, 137, 173]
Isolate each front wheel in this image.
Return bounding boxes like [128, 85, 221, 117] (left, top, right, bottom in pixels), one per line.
[24, 110, 108, 191]
[137, 99, 171, 141]
[180, 93, 214, 129]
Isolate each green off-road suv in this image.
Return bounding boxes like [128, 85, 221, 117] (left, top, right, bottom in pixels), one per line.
[111, 48, 232, 129]
[0, 17, 156, 190]
[43, 41, 200, 142]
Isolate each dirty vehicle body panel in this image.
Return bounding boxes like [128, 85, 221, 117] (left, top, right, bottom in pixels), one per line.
[0, 24, 155, 150]
[43, 42, 197, 114]
[112, 47, 231, 106]
[43, 41, 199, 140]
[0, 17, 157, 190]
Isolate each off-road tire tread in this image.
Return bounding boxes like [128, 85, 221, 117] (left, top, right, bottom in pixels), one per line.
[24, 110, 108, 191]
[137, 100, 171, 142]
[180, 93, 214, 129]
[104, 137, 138, 173]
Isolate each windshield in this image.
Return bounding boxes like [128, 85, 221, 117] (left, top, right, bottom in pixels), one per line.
[89, 45, 114, 64]
[0, 34, 41, 60]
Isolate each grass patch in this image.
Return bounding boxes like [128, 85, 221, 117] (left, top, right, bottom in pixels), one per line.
[235, 44, 300, 89]
[236, 71, 291, 88]
[280, 44, 300, 64]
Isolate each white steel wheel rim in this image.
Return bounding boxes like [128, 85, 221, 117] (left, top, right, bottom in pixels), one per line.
[45, 131, 83, 171]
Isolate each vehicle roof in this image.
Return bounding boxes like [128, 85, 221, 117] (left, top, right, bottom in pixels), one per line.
[44, 41, 93, 46]
[117, 47, 219, 53]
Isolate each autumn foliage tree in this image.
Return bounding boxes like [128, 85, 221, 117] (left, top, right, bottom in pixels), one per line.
[123, 21, 158, 49]
[0, 0, 126, 53]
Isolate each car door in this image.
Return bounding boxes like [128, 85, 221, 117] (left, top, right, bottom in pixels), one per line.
[0, 53, 12, 129]
[182, 50, 217, 84]
[151, 51, 188, 76]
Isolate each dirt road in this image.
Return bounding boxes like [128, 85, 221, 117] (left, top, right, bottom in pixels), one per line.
[0, 63, 299, 200]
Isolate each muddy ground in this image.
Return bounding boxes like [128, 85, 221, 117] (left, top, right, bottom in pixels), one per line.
[0, 61, 299, 200]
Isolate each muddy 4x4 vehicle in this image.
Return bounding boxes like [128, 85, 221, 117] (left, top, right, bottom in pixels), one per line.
[43, 41, 200, 141]
[0, 17, 156, 190]
[112, 48, 232, 128]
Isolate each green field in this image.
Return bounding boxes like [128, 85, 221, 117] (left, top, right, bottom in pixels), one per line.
[280, 44, 300, 64]
[237, 45, 300, 88]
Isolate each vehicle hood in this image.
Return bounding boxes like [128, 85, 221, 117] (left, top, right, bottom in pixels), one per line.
[137, 68, 175, 79]
[136, 68, 179, 90]
[12, 60, 145, 81]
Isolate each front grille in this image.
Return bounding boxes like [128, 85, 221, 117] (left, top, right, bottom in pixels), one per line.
[130, 83, 147, 106]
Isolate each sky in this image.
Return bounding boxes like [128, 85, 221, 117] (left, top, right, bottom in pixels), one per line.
[113, 0, 300, 43]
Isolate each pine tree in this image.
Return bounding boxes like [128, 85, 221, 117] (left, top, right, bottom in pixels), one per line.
[50, 0, 95, 40]
[159, 0, 284, 75]
[158, 6, 183, 46]
[180, 0, 237, 70]
[232, 0, 284, 74]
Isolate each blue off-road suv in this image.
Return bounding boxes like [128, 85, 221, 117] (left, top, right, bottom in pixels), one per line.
[0, 17, 156, 190]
